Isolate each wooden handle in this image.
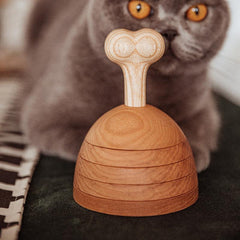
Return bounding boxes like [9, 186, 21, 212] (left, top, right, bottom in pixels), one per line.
[105, 28, 165, 107]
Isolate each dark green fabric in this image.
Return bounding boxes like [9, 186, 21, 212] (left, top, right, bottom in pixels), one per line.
[19, 96, 240, 240]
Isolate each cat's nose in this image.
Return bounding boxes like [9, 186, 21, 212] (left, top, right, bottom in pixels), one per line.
[161, 29, 178, 42]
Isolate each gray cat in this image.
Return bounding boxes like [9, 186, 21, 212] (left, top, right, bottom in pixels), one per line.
[21, 0, 230, 172]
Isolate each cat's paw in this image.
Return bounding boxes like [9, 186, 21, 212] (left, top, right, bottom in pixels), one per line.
[192, 146, 211, 173]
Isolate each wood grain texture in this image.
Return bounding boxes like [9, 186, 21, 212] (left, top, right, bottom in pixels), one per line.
[105, 28, 165, 107]
[80, 141, 192, 167]
[73, 29, 198, 216]
[85, 105, 186, 150]
[74, 173, 198, 201]
[73, 187, 198, 217]
[76, 156, 195, 184]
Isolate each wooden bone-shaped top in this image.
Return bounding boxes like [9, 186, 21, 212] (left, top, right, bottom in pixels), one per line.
[105, 29, 165, 107]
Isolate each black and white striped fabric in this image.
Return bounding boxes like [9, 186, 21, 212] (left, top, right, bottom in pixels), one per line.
[0, 79, 39, 240]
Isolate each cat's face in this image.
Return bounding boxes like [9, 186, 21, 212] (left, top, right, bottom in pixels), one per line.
[88, 0, 230, 75]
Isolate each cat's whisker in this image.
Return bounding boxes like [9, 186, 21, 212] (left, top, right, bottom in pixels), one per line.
[215, 53, 240, 65]
[207, 49, 240, 65]
[209, 65, 237, 80]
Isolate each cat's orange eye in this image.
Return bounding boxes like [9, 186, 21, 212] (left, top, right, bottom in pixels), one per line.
[128, 1, 152, 20]
[186, 4, 208, 22]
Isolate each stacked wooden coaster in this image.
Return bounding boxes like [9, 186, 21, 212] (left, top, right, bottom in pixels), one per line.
[73, 29, 198, 216]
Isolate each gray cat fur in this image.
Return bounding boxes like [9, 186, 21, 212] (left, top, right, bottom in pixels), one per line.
[21, 0, 230, 172]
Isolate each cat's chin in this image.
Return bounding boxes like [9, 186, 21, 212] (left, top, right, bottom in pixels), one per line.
[151, 50, 182, 76]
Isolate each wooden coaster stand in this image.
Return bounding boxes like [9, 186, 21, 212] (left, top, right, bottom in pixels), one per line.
[73, 29, 198, 216]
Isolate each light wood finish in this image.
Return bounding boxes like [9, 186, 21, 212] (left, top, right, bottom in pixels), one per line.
[74, 173, 198, 201]
[105, 29, 165, 107]
[85, 105, 186, 150]
[73, 187, 198, 217]
[73, 29, 198, 216]
[76, 156, 195, 184]
[80, 141, 192, 167]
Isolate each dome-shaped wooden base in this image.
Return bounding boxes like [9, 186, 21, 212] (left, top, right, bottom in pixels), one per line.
[73, 105, 198, 216]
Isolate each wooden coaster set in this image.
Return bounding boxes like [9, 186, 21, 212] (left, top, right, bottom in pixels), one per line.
[73, 29, 198, 216]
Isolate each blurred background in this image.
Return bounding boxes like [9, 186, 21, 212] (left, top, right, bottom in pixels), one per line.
[0, 2, 239, 238]
[0, 0, 239, 104]
[0, 0, 34, 74]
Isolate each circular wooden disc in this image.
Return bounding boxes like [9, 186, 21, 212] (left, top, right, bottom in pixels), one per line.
[73, 187, 198, 217]
[85, 105, 186, 150]
[76, 155, 195, 185]
[79, 141, 192, 167]
[74, 173, 198, 201]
